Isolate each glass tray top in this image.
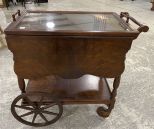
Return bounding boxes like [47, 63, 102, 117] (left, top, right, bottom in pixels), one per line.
[15, 12, 131, 32]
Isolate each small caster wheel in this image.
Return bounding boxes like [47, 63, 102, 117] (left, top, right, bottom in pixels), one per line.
[11, 92, 63, 127]
[96, 107, 110, 118]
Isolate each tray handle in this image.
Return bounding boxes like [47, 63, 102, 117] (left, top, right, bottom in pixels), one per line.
[12, 10, 21, 22]
[120, 12, 149, 33]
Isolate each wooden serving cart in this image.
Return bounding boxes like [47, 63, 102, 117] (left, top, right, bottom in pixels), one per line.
[4, 10, 149, 127]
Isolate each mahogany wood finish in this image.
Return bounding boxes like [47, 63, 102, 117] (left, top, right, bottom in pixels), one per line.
[7, 35, 133, 79]
[120, 12, 149, 32]
[5, 11, 149, 79]
[26, 75, 111, 104]
[5, 10, 149, 126]
[17, 77, 26, 93]
[97, 76, 121, 117]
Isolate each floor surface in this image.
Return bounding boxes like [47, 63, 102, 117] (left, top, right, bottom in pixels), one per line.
[0, 0, 154, 129]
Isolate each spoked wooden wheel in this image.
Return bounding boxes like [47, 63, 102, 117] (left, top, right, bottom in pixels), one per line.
[11, 92, 63, 127]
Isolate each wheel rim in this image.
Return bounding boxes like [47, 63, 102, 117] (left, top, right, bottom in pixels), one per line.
[11, 93, 63, 127]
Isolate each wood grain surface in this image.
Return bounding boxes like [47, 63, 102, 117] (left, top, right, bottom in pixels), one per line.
[6, 35, 133, 79]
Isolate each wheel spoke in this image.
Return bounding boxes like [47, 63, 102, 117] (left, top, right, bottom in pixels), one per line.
[20, 111, 34, 117]
[41, 103, 57, 110]
[32, 113, 38, 123]
[42, 110, 58, 115]
[15, 105, 34, 110]
[39, 113, 48, 123]
[12, 93, 63, 127]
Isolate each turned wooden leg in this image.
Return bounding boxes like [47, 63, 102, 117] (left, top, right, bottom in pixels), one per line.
[17, 76, 26, 93]
[151, 2, 154, 11]
[97, 76, 121, 118]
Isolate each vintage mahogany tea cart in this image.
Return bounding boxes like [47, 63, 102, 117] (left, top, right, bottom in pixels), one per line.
[4, 10, 148, 127]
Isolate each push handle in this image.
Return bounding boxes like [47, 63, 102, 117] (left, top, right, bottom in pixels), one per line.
[12, 10, 21, 22]
[120, 12, 149, 33]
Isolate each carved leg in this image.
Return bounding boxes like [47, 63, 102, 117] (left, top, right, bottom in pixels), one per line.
[17, 76, 26, 93]
[97, 76, 121, 118]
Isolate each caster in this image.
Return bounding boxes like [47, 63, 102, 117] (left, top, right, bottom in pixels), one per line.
[11, 92, 63, 127]
[96, 106, 110, 118]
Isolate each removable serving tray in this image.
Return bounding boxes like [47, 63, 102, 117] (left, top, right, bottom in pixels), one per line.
[5, 10, 139, 37]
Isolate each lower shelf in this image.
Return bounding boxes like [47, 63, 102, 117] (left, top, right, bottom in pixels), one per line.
[26, 75, 111, 104]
